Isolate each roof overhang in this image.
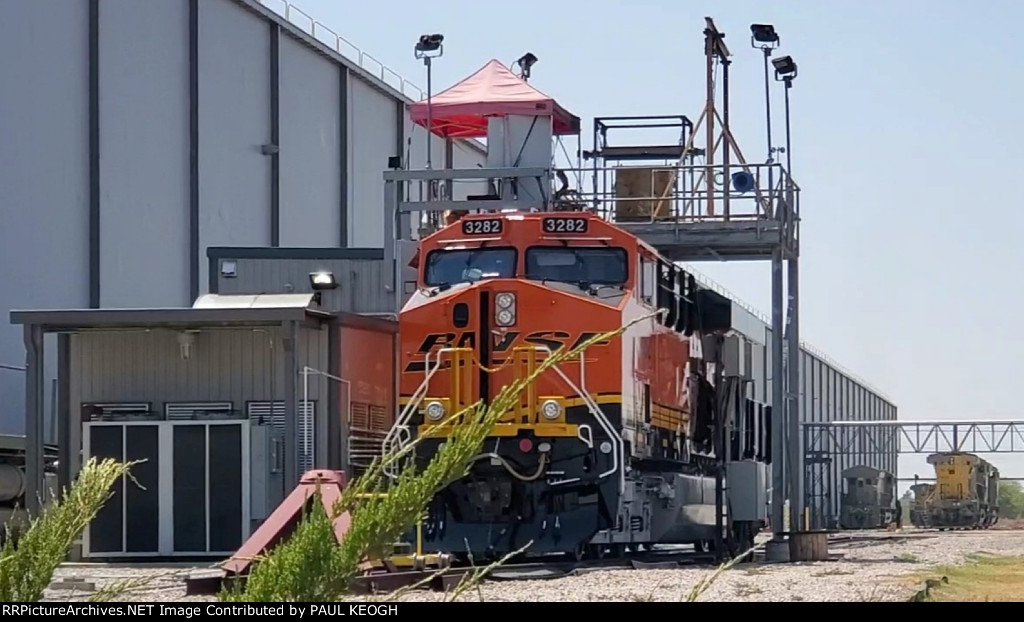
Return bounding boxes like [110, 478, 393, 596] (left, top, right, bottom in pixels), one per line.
[10, 301, 333, 332]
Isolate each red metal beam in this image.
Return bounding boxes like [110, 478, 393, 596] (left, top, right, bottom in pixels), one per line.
[221, 469, 350, 576]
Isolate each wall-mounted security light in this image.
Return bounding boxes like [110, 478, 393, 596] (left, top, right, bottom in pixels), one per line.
[220, 259, 238, 278]
[177, 331, 197, 361]
[261, 144, 279, 156]
[309, 271, 339, 291]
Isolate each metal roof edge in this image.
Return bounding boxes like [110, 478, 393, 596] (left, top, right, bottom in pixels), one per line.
[10, 306, 332, 329]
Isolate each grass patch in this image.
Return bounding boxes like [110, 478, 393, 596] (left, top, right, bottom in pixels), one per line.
[918, 554, 1024, 602]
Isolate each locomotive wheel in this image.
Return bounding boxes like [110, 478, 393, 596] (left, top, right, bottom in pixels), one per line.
[608, 544, 625, 559]
[568, 542, 586, 562]
[589, 544, 606, 560]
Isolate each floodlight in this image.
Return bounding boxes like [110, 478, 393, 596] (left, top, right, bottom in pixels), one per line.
[309, 271, 338, 291]
[750, 24, 779, 45]
[772, 55, 798, 79]
[515, 52, 538, 80]
[414, 34, 444, 56]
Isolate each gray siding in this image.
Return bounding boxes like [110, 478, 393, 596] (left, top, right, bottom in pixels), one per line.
[0, 0, 90, 435]
[67, 326, 329, 475]
[349, 77, 399, 247]
[196, 0, 273, 299]
[279, 34, 343, 247]
[213, 257, 391, 314]
[98, 0, 191, 308]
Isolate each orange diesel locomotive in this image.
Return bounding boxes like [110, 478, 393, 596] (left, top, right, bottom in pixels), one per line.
[387, 210, 769, 561]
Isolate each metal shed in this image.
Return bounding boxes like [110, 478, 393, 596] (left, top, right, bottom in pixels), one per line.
[10, 293, 352, 560]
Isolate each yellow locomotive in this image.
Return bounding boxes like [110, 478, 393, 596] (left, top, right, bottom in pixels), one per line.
[911, 452, 999, 530]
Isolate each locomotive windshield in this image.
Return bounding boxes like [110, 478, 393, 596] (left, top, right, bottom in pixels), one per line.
[525, 246, 628, 286]
[424, 247, 517, 286]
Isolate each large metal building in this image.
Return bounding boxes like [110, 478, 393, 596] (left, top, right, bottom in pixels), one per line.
[0, 0, 486, 435]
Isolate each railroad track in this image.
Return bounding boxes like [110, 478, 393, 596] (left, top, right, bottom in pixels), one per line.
[350, 548, 721, 595]
[355, 531, 967, 594]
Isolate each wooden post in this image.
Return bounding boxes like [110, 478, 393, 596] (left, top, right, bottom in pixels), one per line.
[788, 531, 829, 562]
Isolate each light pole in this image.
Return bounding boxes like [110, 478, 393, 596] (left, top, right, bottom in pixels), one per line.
[414, 34, 444, 174]
[751, 23, 787, 546]
[750, 25, 780, 168]
[773, 53, 800, 535]
[773, 55, 797, 175]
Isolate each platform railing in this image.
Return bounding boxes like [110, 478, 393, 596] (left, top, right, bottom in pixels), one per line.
[560, 162, 800, 227]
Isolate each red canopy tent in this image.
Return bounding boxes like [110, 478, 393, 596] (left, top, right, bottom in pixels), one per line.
[408, 59, 581, 139]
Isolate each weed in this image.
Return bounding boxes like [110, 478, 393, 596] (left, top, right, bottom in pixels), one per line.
[0, 458, 134, 602]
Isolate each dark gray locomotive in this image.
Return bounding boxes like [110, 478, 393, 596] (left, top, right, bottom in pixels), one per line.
[839, 465, 898, 530]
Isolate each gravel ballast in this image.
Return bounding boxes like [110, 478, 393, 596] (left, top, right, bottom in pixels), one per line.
[41, 529, 1024, 603]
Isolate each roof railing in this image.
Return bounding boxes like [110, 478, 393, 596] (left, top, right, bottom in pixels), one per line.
[258, 0, 425, 101]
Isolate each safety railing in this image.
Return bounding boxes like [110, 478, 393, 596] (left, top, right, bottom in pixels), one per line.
[566, 162, 799, 225]
[256, 0, 425, 101]
[511, 346, 540, 424]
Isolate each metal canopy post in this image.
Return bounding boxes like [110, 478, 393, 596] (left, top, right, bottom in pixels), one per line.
[282, 320, 299, 488]
[23, 324, 45, 516]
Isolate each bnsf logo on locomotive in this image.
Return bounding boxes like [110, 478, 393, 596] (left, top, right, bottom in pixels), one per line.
[403, 330, 612, 372]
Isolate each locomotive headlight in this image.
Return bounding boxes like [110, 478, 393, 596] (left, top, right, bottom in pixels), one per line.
[494, 292, 516, 326]
[496, 308, 515, 326]
[541, 399, 561, 420]
[425, 401, 446, 421]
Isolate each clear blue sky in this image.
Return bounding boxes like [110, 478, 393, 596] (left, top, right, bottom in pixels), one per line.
[294, 0, 1024, 485]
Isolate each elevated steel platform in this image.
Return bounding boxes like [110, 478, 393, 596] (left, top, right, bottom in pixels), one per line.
[616, 220, 787, 262]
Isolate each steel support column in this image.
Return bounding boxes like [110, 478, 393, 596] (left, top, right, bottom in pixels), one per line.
[770, 249, 785, 538]
[786, 255, 801, 532]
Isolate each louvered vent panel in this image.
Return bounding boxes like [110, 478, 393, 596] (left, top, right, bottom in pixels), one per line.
[350, 403, 370, 430]
[368, 405, 388, 432]
[247, 401, 316, 473]
[246, 402, 285, 434]
[83, 403, 152, 422]
[165, 402, 233, 421]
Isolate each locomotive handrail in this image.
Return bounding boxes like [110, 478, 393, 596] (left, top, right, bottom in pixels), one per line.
[382, 346, 457, 478]
[382, 343, 625, 494]
[527, 345, 625, 496]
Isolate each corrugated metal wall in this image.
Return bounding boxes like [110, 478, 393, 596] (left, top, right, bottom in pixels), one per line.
[703, 275, 898, 523]
[207, 250, 393, 314]
[0, 0, 487, 434]
[66, 325, 329, 474]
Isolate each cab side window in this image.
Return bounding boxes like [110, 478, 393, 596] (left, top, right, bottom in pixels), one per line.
[639, 255, 655, 305]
